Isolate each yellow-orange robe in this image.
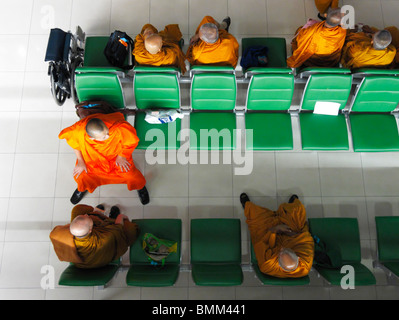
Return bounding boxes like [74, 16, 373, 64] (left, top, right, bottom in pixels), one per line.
[244, 199, 314, 278]
[133, 23, 187, 74]
[287, 21, 346, 68]
[341, 31, 396, 69]
[186, 16, 239, 68]
[59, 112, 146, 193]
[50, 205, 138, 269]
[383, 26, 399, 67]
[315, 0, 339, 14]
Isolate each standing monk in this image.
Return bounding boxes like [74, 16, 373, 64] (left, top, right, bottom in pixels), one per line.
[241, 193, 314, 278]
[315, 0, 339, 21]
[59, 112, 149, 205]
[133, 23, 187, 74]
[186, 16, 239, 68]
[287, 8, 346, 69]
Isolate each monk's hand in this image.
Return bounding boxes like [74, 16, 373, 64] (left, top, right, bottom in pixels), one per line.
[271, 224, 297, 236]
[115, 155, 132, 172]
[189, 34, 199, 45]
[73, 160, 87, 178]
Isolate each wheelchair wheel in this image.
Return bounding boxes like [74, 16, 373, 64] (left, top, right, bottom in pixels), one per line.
[48, 63, 69, 106]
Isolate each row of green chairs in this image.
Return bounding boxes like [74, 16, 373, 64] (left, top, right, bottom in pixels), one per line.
[58, 216, 399, 288]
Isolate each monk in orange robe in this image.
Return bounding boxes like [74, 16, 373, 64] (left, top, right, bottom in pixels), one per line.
[59, 112, 148, 205]
[186, 16, 239, 68]
[50, 204, 139, 269]
[133, 23, 187, 74]
[315, 0, 339, 20]
[287, 8, 346, 69]
[241, 193, 314, 278]
[341, 29, 396, 69]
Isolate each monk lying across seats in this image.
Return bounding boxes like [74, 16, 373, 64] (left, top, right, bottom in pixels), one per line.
[133, 23, 187, 74]
[50, 204, 139, 269]
[241, 193, 314, 278]
[314, 0, 339, 21]
[186, 15, 239, 68]
[59, 112, 149, 205]
[287, 8, 346, 69]
[341, 27, 396, 69]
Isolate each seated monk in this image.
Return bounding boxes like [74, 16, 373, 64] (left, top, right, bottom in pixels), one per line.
[241, 193, 314, 278]
[59, 112, 149, 205]
[133, 23, 187, 74]
[186, 16, 239, 68]
[314, 0, 339, 21]
[50, 204, 139, 269]
[341, 28, 396, 69]
[287, 8, 346, 69]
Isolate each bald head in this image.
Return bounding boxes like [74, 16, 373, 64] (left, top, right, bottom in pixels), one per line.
[85, 118, 109, 141]
[70, 215, 93, 238]
[373, 30, 392, 50]
[144, 33, 163, 54]
[278, 248, 299, 272]
[199, 23, 219, 44]
[325, 8, 342, 28]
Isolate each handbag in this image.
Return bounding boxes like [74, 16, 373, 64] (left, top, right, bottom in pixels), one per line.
[75, 100, 136, 119]
[103, 30, 134, 69]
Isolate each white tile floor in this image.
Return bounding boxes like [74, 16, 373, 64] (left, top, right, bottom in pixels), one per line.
[0, 0, 399, 300]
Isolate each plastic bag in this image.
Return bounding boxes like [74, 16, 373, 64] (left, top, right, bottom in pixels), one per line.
[144, 109, 184, 124]
[142, 233, 177, 266]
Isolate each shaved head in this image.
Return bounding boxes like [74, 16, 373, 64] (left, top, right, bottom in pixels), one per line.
[325, 8, 342, 28]
[373, 30, 392, 50]
[279, 248, 299, 272]
[70, 215, 93, 238]
[85, 118, 109, 140]
[199, 23, 219, 44]
[144, 33, 163, 54]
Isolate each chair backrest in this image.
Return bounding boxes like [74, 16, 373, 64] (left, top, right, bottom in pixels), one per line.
[246, 69, 294, 111]
[350, 74, 399, 113]
[300, 68, 352, 111]
[308, 217, 361, 264]
[191, 72, 236, 111]
[190, 219, 241, 264]
[129, 219, 182, 265]
[75, 72, 125, 109]
[375, 216, 399, 262]
[134, 67, 180, 110]
[241, 37, 287, 68]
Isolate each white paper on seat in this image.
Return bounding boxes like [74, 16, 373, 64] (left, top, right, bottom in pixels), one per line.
[313, 101, 341, 116]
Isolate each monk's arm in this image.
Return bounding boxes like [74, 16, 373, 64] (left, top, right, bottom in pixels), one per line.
[73, 149, 87, 178]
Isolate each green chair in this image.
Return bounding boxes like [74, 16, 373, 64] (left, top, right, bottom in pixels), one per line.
[189, 66, 237, 150]
[75, 71, 126, 109]
[298, 67, 352, 150]
[241, 37, 288, 71]
[58, 259, 120, 288]
[375, 216, 399, 279]
[133, 66, 182, 150]
[126, 219, 182, 287]
[308, 218, 376, 286]
[190, 219, 243, 286]
[244, 68, 294, 150]
[348, 69, 399, 152]
[250, 242, 310, 285]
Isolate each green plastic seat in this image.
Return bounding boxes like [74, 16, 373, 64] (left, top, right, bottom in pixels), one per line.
[133, 67, 181, 150]
[58, 259, 120, 287]
[241, 37, 288, 70]
[349, 72, 399, 152]
[244, 69, 294, 150]
[298, 69, 352, 150]
[126, 219, 182, 287]
[308, 218, 376, 286]
[375, 216, 399, 278]
[250, 243, 310, 285]
[189, 69, 237, 150]
[75, 72, 125, 109]
[190, 219, 243, 286]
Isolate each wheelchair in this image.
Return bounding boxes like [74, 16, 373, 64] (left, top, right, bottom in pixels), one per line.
[44, 26, 85, 106]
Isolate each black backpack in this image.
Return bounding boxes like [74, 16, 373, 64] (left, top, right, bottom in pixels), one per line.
[104, 30, 134, 69]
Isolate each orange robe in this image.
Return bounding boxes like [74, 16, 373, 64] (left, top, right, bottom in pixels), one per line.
[59, 112, 146, 193]
[133, 23, 187, 74]
[384, 26, 399, 67]
[341, 31, 396, 69]
[287, 21, 346, 68]
[315, 0, 339, 14]
[186, 16, 239, 68]
[244, 199, 314, 278]
[50, 204, 139, 269]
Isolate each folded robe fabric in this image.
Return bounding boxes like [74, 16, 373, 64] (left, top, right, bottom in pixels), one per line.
[314, 0, 339, 14]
